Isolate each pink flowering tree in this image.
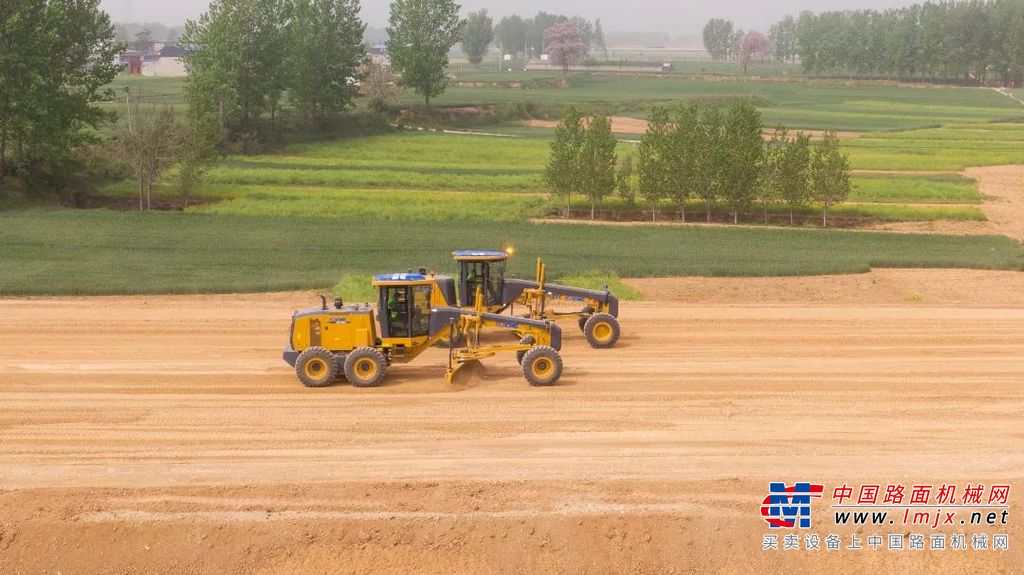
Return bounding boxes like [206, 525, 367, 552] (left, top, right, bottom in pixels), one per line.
[544, 22, 588, 75]
[737, 31, 773, 74]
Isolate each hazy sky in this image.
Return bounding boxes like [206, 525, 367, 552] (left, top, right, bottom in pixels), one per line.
[101, 0, 916, 34]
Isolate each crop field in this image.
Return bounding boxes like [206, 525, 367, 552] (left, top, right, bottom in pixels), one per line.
[1, 209, 1020, 296]
[410, 75, 1023, 131]
[156, 131, 991, 227]
[4, 74, 1024, 298]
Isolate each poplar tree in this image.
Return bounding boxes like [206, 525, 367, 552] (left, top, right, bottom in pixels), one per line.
[810, 131, 852, 227]
[635, 106, 674, 221]
[696, 106, 725, 223]
[544, 106, 585, 216]
[579, 115, 617, 219]
[720, 100, 763, 224]
[780, 132, 811, 225]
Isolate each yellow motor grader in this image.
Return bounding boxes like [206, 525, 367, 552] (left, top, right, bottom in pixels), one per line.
[449, 249, 621, 349]
[283, 272, 563, 388]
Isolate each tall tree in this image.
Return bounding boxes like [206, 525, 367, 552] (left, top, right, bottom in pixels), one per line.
[779, 132, 811, 225]
[696, 106, 725, 223]
[593, 18, 607, 58]
[288, 0, 366, 130]
[0, 0, 122, 199]
[181, 0, 292, 142]
[759, 127, 788, 224]
[669, 101, 701, 222]
[616, 154, 636, 205]
[544, 22, 587, 75]
[461, 9, 493, 65]
[387, 0, 464, 106]
[495, 15, 527, 56]
[703, 18, 734, 61]
[810, 131, 851, 227]
[720, 100, 763, 224]
[635, 106, 673, 221]
[768, 15, 797, 63]
[579, 115, 617, 219]
[544, 106, 585, 216]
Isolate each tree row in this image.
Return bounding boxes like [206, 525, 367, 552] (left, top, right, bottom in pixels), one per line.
[545, 103, 853, 227]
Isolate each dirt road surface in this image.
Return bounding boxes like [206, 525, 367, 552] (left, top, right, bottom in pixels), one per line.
[2, 273, 1023, 574]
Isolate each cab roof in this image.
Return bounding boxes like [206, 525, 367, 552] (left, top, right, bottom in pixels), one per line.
[452, 249, 508, 262]
[374, 273, 428, 283]
[372, 273, 450, 285]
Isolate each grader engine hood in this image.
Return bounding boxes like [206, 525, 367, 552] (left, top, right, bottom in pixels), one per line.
[502, 279, 620, 318]
[429, 307, 562, 351]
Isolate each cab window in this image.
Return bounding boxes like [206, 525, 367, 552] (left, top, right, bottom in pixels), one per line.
[486, 261, 505, 305]
[384, 285, 432, 339]
[411, 285, 432, 337]
[385, 286, 410, 338]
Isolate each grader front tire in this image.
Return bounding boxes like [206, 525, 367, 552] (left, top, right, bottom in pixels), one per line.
[521, 346, 563, 387]
[295, 347, 339, 388]
[584, 313, 620, 349]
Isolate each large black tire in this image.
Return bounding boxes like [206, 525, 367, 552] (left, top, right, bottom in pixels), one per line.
[578, 316, 589, 333]
[334, 353, 349, 382]
[344, 347, 388, 388]
[295, 347, 338, 388]
[521, 345, 563, 387]
[584, 313, 620, 349]
[516, 335, 536, 365]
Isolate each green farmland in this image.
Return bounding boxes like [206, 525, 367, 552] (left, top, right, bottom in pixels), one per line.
[1, 210, 1020, 296]
[3, 73, 1024, 297]
[408, 75, 1023, 131]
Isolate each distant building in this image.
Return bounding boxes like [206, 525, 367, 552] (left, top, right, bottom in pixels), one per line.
[119, 50, 145, 75]
[369, 43, 390, 66]
[119, 44, 188, 77]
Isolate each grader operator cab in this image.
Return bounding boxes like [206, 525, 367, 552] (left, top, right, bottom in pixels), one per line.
[452, 250, 621, 348]
[283, 272, 564, 388]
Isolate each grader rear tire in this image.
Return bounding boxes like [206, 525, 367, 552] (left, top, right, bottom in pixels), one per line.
[521, 346, 563, 387]
[344, 347, 388, 388]
[295, 347, 338, 388]
[584, 313, 620, 349]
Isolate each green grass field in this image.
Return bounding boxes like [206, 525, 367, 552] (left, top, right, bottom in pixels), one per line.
[0, 210, 1019, 295]
[204, 134, 546, 192]
[408, 75, 1023, 131]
